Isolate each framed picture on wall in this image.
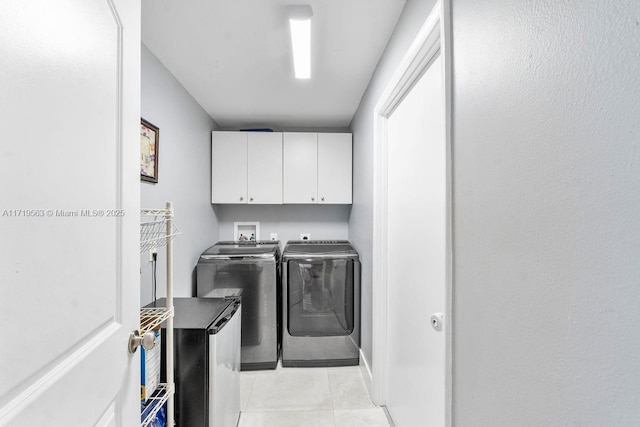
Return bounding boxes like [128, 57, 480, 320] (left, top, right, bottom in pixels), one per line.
[140, 118, 159, 183]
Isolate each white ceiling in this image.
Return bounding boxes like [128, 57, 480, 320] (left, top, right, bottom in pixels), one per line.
[141, 0, 406, 129]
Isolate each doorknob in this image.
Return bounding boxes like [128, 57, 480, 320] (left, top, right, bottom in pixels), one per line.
[430, 313, 443, 332]
[128, 330, 156, 353]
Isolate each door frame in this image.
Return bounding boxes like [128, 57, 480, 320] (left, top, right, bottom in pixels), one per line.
[371, 0, 453, 423]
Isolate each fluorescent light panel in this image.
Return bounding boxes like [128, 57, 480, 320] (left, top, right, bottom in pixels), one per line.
[290, 18, 310, 79]
[288, 6, 312, 79]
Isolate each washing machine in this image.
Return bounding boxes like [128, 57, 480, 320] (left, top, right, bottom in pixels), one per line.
[197, 240, 280, 370]
[282, 240, 360, 367]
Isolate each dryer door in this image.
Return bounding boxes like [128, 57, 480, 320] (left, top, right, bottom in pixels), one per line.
[287, 259, 354, 336]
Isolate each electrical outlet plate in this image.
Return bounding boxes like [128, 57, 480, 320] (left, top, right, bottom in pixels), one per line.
[149, 248, 157, 262]
[270, 233, 278, 241]
[300, 233, 311, 240]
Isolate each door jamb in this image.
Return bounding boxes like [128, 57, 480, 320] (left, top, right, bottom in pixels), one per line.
[371, 1, 453, 424]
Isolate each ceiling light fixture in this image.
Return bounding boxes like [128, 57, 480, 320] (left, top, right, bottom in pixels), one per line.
[288, 5, 313, 79]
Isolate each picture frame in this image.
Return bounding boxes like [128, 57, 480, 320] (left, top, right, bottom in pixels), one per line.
[140, 118, 159, 183]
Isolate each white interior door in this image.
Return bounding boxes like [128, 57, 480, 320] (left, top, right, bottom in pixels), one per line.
[0, 1, 140, 425]
[386, 53, 446, 426]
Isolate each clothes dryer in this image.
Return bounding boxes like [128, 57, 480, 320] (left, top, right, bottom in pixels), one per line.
[282, 240, 360, 367]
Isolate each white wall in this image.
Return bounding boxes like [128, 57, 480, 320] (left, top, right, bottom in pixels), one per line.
[218, 205, 350, 247]
[451, 0, 640, 424]
[141, 44, 220, 303]
[348, 0, 438, 370]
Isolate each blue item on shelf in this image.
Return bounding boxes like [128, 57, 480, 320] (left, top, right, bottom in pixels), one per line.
[150, 404, 166, 427]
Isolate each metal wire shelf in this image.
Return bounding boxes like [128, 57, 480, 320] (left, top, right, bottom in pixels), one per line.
[140, 209, 181, 253]
[140, 208, 172, 217]
[140, 307, 174, 334]
[140, 202, 176, 427]
[141, 383, 174, 427]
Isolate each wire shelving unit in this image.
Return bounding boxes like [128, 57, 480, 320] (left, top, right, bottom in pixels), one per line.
[140, 202, 180, 427]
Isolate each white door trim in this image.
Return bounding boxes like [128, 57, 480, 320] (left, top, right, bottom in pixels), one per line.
[371, 1, 453, 424]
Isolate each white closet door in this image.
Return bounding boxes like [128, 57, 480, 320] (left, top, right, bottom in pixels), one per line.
[283, 132, 318, 204]
[212, 131, 248, 204]
[317, 133, 352, 204]
[386, 54, 446, 426]
[248, 132, 283, 204]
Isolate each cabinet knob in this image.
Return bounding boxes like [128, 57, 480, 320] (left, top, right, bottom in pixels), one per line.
[250, 197, 254, 202]
[321, 197, 325, 202]
[240, 197, 244, 201]
[311, 197, 315, 202]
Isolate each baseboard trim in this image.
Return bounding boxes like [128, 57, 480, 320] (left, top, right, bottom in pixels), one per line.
[359, 349, 373, 399]
[382, 405, 396, 427]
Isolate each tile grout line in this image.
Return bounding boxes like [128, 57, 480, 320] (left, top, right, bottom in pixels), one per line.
[326, 368, 338, 427]
[241, 373, 257, 416]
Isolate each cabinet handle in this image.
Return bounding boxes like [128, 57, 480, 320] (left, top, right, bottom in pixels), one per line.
[250, 197, 254, 202]
[321, 197, 325, 202]
[240, 197, 244, 201]
[311, 197, 315, 202]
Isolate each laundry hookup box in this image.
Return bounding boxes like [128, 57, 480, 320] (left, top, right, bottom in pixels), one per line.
[140, 330, 162, 404]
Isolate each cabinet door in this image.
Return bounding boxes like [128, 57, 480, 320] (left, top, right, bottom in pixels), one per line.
[248, 132, 282, 204]
[212, 131, 248, 203]
[283, 132, 318, 203]
[318, 133, 352, 203]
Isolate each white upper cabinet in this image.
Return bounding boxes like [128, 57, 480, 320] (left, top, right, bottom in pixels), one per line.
[213, 131, 351, 205]
[212, 131, 283, 204]
[283, 132, 352, 204]
[283, 132, 318, 203]
[247, 132, 283, 204]
[317, 133, 352, 204]
[212, 131, 247, 203]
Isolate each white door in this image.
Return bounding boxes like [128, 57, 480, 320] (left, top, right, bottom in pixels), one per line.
[283, 132, 318, 204]
[212, 132, 248, 204]
[248, 132, 283, 204]
[0, 1, 140, 425]
[386, 53, 446, 426]
[317, 133, 352, 204]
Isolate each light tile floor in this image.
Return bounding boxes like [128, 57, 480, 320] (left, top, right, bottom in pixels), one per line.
[239, 364, 390, 427]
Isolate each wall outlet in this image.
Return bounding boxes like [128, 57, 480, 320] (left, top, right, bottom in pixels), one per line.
[300, 233, 311, 240]
[149, 248, 157, 262]
[270, 233, 278, 241]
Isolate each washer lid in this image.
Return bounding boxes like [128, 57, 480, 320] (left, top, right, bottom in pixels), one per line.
[286, 240, 349, 245]
[283, 240, 358, 257]
[200, 241, 280, 259]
